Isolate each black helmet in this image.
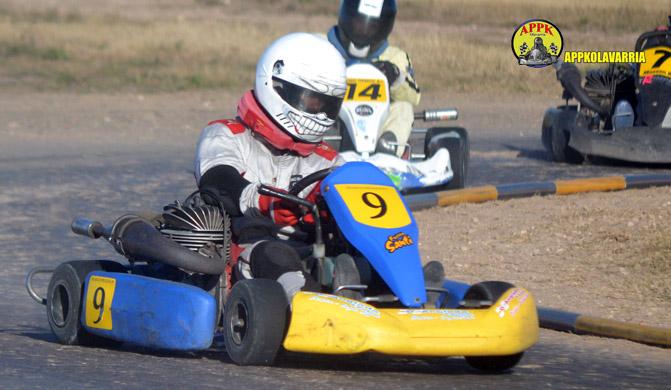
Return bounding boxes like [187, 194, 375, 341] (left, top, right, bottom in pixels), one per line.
[337, 0, 397, 58]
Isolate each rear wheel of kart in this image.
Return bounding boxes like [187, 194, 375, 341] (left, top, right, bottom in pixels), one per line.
[550, 126, 583, 164]
[543, 107, 583, 164]
[424, 127, 470, 190]
[541, 108, 558, 152]
[223, 279, 288, 366]
[46, 260, 126, 347]
[461, 281, 524, 372]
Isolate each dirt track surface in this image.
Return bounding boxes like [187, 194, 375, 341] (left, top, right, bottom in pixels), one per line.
[1, 91, 670, 388]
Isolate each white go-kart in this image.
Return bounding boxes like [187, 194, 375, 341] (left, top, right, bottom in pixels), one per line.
[326, 63, 469, 193]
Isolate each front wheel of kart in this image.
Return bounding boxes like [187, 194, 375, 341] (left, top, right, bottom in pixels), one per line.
[465, 353, 524, 373]
[46, 260, 126, 347]
[223, 279, 288, 366]
[461, 281, 514, 308]
[461, 281, 524, 372]
[424, 127, 470, 190]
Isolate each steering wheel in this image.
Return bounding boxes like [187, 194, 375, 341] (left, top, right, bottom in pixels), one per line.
[289, 167, 335, 196]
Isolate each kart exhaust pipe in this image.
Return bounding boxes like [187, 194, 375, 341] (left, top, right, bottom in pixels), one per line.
[71, 218, 109, 239]
[554, 61, 609, 117]
[112, 216, 225, 275]
[72, 215, 225, 275]
[415, 109, 458, 122]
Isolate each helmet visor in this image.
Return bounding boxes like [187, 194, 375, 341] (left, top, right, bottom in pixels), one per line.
[273, 77, 343, 120]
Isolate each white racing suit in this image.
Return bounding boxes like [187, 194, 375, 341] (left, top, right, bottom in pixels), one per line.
[194, 90, 343, 297]
[327, 26, 421, 157]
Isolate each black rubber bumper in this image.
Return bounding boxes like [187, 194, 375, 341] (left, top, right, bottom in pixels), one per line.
[568, 126, 671, 163]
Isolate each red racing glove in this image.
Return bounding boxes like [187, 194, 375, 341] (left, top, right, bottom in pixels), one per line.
[258, 190, 301, 226]
[301, 181, 327, 225]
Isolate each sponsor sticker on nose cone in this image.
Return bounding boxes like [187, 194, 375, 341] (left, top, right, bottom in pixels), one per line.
[355, 104, 374, 116]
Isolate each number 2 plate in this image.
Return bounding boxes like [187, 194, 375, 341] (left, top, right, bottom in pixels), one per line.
[85, 275, 116, 330]
[334, 184, 411, 229]
[639, 46, 671, 78]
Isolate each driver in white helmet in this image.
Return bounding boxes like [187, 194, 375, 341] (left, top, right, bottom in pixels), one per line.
[194, 33, 348, 299]
[328, 0, 420, 157]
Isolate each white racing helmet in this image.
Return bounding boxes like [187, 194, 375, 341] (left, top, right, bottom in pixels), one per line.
[255, 33, 347, 143]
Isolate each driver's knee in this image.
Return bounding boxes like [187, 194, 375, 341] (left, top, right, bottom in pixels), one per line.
[375, 131, 398, 155]
[250, 241, 302, 280]
[382, 101, 414, 157]
[249, 240, 320, 299]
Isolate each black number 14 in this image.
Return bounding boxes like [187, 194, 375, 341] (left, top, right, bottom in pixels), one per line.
[347, 83, 382, 100]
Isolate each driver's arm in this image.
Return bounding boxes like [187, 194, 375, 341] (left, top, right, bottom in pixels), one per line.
[195, 122, 259, 216]
[377, 45, 421, 106]
[198, 165, 251, 216]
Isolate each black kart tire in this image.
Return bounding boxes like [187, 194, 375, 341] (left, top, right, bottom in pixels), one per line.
[46, 260, 126, 347]
[541, 108, 558, 152]
[462, 281, 524, 372]
[333, 254, 363, 300]
[550, 126, 583, 164]
[424, 127, 469, 190]
[462, 281, 514, 306]
[543, 107, 583, 164]
[465, 353, 524, 373]
[337, 119, 355, 152]
[223, 279, 289, 366]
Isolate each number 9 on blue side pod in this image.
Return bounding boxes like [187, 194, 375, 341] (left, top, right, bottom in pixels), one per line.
[81, 271, 216, 350]
[321, 162, 426, 307]
[85, 275, 116, 330]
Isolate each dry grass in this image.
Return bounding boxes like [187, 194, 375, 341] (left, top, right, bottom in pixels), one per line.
[401, 0, 667, 32]
[0, 11, 329, 91]
[0, 0, 668, 94]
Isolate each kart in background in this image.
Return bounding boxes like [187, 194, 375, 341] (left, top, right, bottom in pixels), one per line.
[27, 162, 537, 372]
[326, 63, 469, 193]
[542, 26, 671, 164]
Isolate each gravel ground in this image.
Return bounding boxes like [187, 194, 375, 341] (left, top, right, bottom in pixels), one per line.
[3, 90, 669, 328]
[1, 91, 670, 389]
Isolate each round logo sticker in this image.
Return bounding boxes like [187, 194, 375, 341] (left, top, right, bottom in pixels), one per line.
[511, 19, 563, 68]
[355, 104, 374, 116]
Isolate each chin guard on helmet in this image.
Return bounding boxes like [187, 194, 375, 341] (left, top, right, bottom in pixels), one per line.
[238, 91, 320, 157]
[272, 76, 343, 138]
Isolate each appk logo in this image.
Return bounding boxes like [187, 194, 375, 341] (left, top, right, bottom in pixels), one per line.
[511, 19, 563, 68]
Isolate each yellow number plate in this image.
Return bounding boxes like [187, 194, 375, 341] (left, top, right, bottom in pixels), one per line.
[334, 184, 410, 229]
[85, 275, 116, 330]
[640, 46, 671, 78]
[345, 79, 387, 102]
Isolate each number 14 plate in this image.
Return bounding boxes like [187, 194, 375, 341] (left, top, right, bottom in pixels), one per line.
[345, 79, 388, 102]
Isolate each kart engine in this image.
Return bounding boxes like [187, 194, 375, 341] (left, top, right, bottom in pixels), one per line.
[159, 202, 231, 260]
[583, 64, 636, 116]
